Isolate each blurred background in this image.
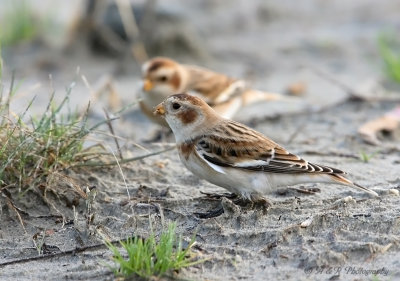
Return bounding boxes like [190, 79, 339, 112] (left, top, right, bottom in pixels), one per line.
[0, 0, 400, 137]
[2, 2, 400, 279]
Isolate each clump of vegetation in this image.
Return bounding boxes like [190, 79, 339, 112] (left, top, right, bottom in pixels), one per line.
[0, 45, 3, 77]
[0, 76, 172, 212]
[359, 150, 378, 163]
[106, 222, 204, 279]
[0, 1, 38, 46]
[378, 33, 400, 84]
[0, 80, 101, 199]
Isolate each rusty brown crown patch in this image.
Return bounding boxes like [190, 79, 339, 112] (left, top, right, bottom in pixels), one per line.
[172, 93, 204, 106]
[147, 57, 177, 73]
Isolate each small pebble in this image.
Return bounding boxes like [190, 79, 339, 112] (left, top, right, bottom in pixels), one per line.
[300, 217, 313, 228]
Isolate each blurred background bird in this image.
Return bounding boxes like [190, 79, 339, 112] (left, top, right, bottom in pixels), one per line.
[140, 56, 292, 126]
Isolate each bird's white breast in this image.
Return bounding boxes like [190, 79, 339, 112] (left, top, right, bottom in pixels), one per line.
[178, 145, 345, 200]
[178, 147, 275, 200]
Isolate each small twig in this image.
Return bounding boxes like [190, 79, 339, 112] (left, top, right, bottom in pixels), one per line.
[288, 187, 320, 195]
[140, 0, 157, 35]
[353, 213, 371, 218]
[286, 122, 307, 145]
[4, 195, 27, 235]
[84, 130, 150, 153]
[308, 66, 363, 100]
[81, 74, 121, 112]
[107, 144, 130, 201]
[103, 108, 123, 160]
[85, 186, 97, 228]
[0, 239, 129, 267]
[308, 66, 400, 103]
[42, 189, 67, 225]
[115, 0, 149, 63]
[94, 25, 128, 54]
[0, 191, 47, 258]
[72, 146, 175, 167]
[6, 71, 15, 115]
[53, 171, 87, 198]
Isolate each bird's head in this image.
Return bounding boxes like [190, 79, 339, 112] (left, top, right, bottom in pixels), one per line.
[154, 93, 218, 142]
[141, 57, 184, 100]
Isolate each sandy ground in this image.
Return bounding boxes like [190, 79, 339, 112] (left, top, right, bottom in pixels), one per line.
[1, 0, 400, 280]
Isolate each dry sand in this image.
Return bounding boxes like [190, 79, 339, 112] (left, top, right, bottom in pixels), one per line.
[1, 0, 400, 280]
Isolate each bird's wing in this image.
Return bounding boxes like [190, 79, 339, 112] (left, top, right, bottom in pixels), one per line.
[194, 121, 345, 175]
[185, 65, 245, 103]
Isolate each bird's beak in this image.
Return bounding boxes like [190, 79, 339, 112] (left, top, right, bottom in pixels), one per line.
[143, 79, 153, 92]
[154, 103, 165, 116]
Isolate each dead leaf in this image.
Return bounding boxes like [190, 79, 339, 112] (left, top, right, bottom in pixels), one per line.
[45, 229, 55, 236]
[155, 160, 169, 169]
[286, 81, 307, 96]
[358, 106, 400, 145]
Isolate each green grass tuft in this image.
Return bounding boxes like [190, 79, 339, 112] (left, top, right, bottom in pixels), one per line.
[359, 150, 378, 163]
[0, 44, 3, 78]
[0, 69, 128, 202]
[106, 222, 204, 279]
[0, 74, 173, 206]
[0, 1, 38, 46]
[378, 33, 400, 84]
[0, 82, 94, 195]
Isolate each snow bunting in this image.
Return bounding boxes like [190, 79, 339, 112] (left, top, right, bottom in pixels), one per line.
[154, 93, 378, 201]
[141, 56, 284, 126]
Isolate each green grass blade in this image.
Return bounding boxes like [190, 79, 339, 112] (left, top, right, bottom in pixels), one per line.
[104, 222, 203, 279]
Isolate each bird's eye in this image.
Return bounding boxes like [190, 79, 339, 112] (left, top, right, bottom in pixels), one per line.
[172, 103, 181, 110]
[159, 76, 167, 82]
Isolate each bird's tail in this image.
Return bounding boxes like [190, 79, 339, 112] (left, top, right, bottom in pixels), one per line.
[241, 90, 299, 106]
[330, 174, 379, 197]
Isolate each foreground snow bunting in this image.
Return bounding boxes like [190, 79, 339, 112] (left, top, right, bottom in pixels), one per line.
[141, 57, 284, 126]
[154, 93, 378, 202]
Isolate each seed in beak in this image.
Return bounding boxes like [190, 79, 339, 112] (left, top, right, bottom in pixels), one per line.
[154, 104, 165, 115]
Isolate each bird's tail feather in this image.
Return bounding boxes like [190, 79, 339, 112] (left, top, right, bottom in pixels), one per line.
[330, 174, 378, 197]
[241, 90, 283, 106]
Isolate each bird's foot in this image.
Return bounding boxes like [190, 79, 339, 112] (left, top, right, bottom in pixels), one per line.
[253, 197, 271, 214]
[233, 196, 271, 214]
[194, 193, 238, 219]
[194, 207, 225, 219]
[200, 191, 238, 200]
[194, 195, 270, 219]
